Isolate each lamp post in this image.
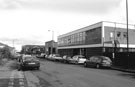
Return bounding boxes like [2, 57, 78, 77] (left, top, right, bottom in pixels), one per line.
[112, 22, 117, 60]
[48, 30, 54, 54]
[126, 0, 129, 68]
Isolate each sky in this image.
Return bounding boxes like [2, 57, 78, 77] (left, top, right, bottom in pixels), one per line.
[0, 0, 135, 51]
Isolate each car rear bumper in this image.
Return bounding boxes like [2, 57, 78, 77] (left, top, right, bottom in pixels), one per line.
[101, 64, 111, 68]
[22, 64, 40, 68]
[78, 61, 86, 64]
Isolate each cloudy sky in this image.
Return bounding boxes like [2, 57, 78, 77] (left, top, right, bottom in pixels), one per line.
[0, 0, 135, 51]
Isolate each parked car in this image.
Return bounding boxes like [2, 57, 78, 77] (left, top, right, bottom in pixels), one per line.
[52, 54, 63, 61]
[18, 55, 40, 70]
[84, 56, 112, 69]
[45, 54, 49, 59]
[36, 53, 46, 58]
[62, 55, 72, 63]
[47, 54, 56, 61]
[69, 55, 86, 64]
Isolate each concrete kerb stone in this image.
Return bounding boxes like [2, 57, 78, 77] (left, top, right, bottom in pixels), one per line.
[111, 66, 135, 73]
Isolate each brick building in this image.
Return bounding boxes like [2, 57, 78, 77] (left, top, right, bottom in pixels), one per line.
[45, 40, 58, 55]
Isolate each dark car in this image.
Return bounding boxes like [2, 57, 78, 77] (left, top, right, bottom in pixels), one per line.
[18, 55, 40, 70]
[84, 56, 112, 69]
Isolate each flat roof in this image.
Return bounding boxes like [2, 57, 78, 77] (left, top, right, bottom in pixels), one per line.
[58, 21, 135, 38]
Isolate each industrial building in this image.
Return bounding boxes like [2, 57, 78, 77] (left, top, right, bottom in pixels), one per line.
[57, 21, 135, 67]
[21, 45, 45, 55]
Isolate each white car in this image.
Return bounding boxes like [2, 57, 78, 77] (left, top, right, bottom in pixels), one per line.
[69, 55, 86, 64]
[47, 54, 55, 61]
[52, 54, 63, 61]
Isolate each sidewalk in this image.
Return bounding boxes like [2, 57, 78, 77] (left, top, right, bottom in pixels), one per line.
[111, 66, 135, 73]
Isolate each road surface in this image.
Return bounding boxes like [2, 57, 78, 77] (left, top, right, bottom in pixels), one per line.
[24, 59, 135, 87]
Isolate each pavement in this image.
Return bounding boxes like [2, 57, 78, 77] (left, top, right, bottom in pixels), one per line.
[111, 66, 135, 73]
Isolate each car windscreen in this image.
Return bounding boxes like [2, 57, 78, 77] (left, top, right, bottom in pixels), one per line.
[78, 56, 85, 59]
[23, 57, 34, 61]
[102, 57, 112, 62]
[55, 54, 60, 57]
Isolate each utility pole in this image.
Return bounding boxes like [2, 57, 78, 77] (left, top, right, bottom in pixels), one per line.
[112, 22, 117, 63]
[51, 31, 54, 54]
[126, 0, 129, 68]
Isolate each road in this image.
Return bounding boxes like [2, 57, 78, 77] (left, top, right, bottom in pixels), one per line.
[25, 59, 135, 87]
[1, 59, 135, 87]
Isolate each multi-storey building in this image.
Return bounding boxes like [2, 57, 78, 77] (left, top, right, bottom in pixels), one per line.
[58, 21, 135, 67]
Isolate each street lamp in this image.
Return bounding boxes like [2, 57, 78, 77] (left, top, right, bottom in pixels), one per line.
[111, 22, 117, 60]
[126, 0, 129, 68]
[48, 30, 54, 54]
[48, 30, 54, 41]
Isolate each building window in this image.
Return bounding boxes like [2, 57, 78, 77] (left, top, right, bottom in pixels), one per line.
[82, 32, 86, 41]
[77, 33, 79, 43]
[71, 35, 73, 44]
[123, 32, 127, 38]
[117, 31, 121, 37]
[68, 36, 71, 45]
[110, 32, 114, 38]
[73, 34, 75, 44]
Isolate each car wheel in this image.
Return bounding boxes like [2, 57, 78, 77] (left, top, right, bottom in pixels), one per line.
[18, 67, 21, 71]
[84, 62, 87, 67]
[64, 60, 66, 63]
[37, 67, 40, 70]
[22, 67, 25, 71]
[96, 64, 100, 69]
[17, 65, 21, 71]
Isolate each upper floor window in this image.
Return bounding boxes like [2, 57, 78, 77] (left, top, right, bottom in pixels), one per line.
[123, 32, 127, 38]
[117, 31, 121, 37]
